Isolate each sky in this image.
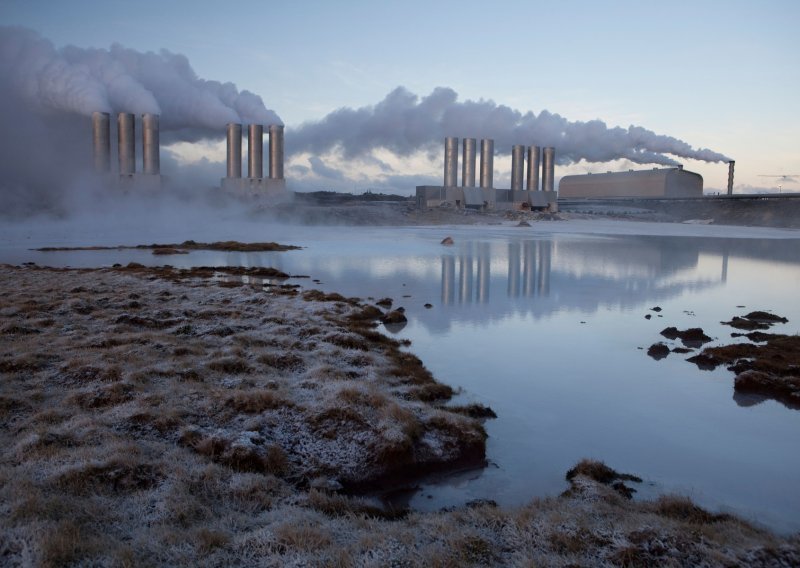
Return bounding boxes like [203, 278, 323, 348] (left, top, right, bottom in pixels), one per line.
[1, 0, 799, 196]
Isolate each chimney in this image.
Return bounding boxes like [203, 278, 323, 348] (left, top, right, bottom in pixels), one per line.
[268, 124, 284, 180]
[248, 124, 263, 178]
[511, 145, 525, 190]
[542, 147, 555, 192]
[461, 138, 476, 187]
[142, 113, 160, 175]
[727, 161, 735, 195]
[480, 138, 494, 189]
[91, 112, 110, 173]
[117, 113, 135, 176]
[226, 123, 242, 178]
[526, 146, 540, 191]
[443, 137, 458, 186]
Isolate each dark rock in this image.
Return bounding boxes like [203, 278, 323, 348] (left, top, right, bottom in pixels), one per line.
[650, 306, 662, 312]
[424, 303, 433, 309]
[647, 343, 670, 360]
[440, 236, 454, 246]
[644, 314, 652, 320]
[381, 310, 407, 325]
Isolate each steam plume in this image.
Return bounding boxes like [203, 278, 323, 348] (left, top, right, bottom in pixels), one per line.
[0, 26, 282, 132]
[288, 86, 730, 166]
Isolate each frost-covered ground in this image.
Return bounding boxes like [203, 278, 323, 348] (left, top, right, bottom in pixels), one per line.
[1, 263, 798, 566]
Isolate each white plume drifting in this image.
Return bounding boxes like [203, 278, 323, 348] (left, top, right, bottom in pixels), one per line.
[0, 26, 282, 131]
[288, 86, 730, 165]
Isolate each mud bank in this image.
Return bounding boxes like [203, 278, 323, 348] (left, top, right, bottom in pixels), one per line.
[1, 265, 798, 566]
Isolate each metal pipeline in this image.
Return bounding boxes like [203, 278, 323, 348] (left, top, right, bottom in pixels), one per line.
[511, 145, 525, 190]
[526, 146, 540, 191]
[226, 123, 242, 178]
[142, 113, 160, 175]
[117, 112, 135, 175]
[480, 138, 494, 188]
[91, 112, 110, 173]
[444, 137, 458, 186]
[248, 124, 263, 178]
[462, 138, 476, 187]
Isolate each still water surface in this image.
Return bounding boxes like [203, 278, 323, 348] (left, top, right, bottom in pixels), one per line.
[2, 220, 799, 532]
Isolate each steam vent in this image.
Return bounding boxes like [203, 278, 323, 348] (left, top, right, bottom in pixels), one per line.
[221, 122, 290, 201]
[92, 111, 162, 191]
[416, 138, 558, 210]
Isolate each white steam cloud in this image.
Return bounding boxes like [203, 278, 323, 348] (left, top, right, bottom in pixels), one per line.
[288, 86, 731, 166]
[0, 26, 282, 131]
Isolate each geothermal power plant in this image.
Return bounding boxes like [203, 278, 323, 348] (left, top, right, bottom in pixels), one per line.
[91, 112, 288, 199]
[416, 138, 558, 210]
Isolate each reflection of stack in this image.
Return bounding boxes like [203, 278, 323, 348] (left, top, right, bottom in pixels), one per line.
[441, 240, 553, 304]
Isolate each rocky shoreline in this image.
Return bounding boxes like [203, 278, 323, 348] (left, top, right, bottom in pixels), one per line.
[1, 263, 798, 565]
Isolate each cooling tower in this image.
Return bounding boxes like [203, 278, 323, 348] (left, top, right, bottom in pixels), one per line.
[727, 161, 735, 195]
[142, 113, 160, 175]
[542, 147, 555, 192]
[248, 124, 263, 178]
[462, 138, 476, 187]
[91, 112, 110, 173]
[444, 137, 459, 186]
[226, 123, 242, 178]
[117, 112, 135, 175]
[511, 145, 525, 190]
[269, 124, 284, 180]
[526, 146, 540, 191]
[480, 139, 494, 189]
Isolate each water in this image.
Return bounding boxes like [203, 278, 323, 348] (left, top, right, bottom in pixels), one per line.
[2, 219, 799, 532]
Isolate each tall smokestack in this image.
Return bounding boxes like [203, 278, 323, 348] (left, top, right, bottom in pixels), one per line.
[480, 138, 494, 189]
[511, 144, 525, 190]
[542, 147, 555, 192]
[248, 124, 263, 178]
[268, 124, 284, 180]
[727, 161, 735, 195]
[526, 146, 540, 191]
[142, 113, 160, 175]
[444, 137, 458, 186]
[91, 111, 110, 173]
[226, 123, 242, 178]
[461, 138, 476, 187]
[117, 112, 135, 176]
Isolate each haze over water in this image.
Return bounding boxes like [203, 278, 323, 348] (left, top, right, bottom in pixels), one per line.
[2, 219, 799, 533]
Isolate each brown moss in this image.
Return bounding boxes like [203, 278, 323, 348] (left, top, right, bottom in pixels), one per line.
[68, 382, 134, 409]
[303, 290, 359, 305]
[653, 495, 732, 524]
[407, 383, 455, 402]
[55, 460, 163, 494]
[207, 357, 253, 374]
[305, 489, 406, 520]
[440, 403, 497, 419]
[195, 528, 231, 553]
[152, 247, 188, 255]
[323, 333, 368, 351]
[257, 352, 305, 371]
[226, 389, 291, 413]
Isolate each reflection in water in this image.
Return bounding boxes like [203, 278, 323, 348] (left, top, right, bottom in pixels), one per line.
[459, 251, 473, 304]
[538, 240, 551, 297]
[477, 243, 490, 303]
[507, 242, 520, 298]
[441, 255, 455, 305]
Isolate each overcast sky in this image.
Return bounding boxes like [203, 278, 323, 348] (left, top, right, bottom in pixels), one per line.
[2, 0, 798, 193]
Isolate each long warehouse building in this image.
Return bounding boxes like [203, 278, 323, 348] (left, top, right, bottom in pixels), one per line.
[559, 167, 703, 198]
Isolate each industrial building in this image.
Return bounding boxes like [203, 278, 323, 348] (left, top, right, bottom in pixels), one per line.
[558, 167, 703, 199]
[91, 112, 290, 199]
[92, 111, 163, 191]
[220, 123, 289, 199]
[416, 138, 558, 210]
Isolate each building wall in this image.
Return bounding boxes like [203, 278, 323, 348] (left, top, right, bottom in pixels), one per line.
[558, 168, 703, 198]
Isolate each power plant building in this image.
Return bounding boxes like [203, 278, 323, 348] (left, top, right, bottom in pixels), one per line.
[558, 167, 703, 199]
[417, 138, 558, 211]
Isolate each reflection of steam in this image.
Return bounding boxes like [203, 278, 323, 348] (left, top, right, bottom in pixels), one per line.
[722, 245, 729, 283]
